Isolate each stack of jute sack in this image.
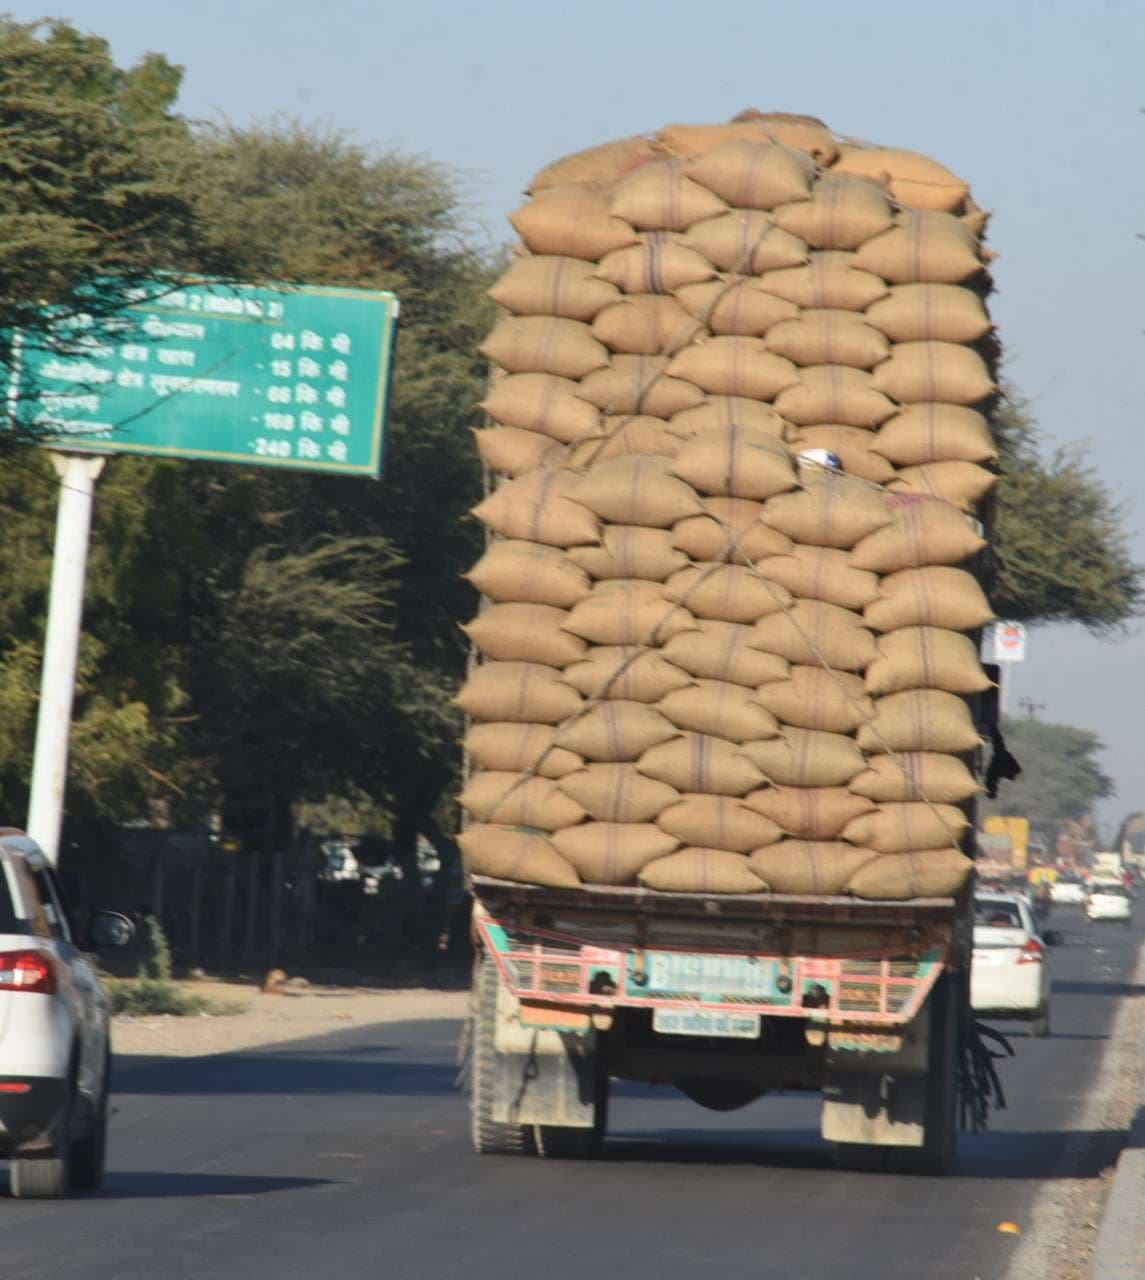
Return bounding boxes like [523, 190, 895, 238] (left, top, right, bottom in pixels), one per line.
[457, 111, 998, 901]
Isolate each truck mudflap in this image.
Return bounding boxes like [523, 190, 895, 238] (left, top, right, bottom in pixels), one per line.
[473, 881, 956, 1031]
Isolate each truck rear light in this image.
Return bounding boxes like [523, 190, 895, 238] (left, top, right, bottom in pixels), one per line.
[0, 950, 56, 993]
[1016, 939, 1044, 965]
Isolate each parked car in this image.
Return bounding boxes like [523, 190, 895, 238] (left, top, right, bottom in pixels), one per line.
[1051, 876, 1087, 905]
[971, 892, 1053, 1037]
[1086, 881, 1133, 925]
[0, 832, 133, 1197]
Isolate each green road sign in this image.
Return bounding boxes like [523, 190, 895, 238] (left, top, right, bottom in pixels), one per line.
[11, 281, 399, 477]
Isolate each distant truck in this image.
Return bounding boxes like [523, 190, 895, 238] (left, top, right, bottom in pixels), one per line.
[1091, 851, 1125, 881]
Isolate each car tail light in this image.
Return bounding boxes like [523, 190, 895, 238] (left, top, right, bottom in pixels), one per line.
[0, 950, 56, 993]
[1016, 939, 1044, 966]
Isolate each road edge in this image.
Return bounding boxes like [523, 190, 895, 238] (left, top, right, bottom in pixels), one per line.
[1089, 1021, 1145, 1280]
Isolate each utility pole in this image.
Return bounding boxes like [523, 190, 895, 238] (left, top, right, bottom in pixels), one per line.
[1018, 697, 1046, 720]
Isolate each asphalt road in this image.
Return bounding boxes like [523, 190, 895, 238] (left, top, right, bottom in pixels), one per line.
[3, 901, 1141, 1280]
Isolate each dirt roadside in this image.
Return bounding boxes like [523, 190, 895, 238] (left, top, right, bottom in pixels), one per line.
[111, 980, 469, 1059]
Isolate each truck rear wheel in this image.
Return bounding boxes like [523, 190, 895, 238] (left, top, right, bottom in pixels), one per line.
[470, 955, 535, 1156]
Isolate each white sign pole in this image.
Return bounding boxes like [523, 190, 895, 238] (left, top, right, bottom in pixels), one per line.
[27, 452, 106, 865]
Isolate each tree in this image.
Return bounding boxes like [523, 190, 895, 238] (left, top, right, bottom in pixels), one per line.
[982, 715, 1114, 826]
[0, 20, 243, 434]
[989, 392, 1143, 632]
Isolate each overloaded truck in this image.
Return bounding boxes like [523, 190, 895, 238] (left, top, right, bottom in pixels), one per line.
[459, 111, 1007, 1172]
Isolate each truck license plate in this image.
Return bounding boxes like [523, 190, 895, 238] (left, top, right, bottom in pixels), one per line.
[653, 1009, 761, 1039]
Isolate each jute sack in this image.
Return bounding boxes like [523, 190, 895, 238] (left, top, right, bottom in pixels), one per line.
[455, 662, 584, 724]
[749, 841, 880, 894]
[789, 426, 896, 485]
[854, 213, 983, 285]
[561, 646, 694, 702]
[864, 284, 991, 344]
[663, 620, 790, 687]
[671, 498, 794, 562]
[764, 311, 889, 370]
[510, 187, 638, 261]
[668, 399, 791, 441]
[472, 469, 600, 548]
[473, 426, 561, 476]
[658, 678, 782, 743]
[762, 476, 892, 548]
[464, 723, 584, 779]
[670, 425, 797, 500]
[459, 771, 587, 830]
[462, 604, 587, 667]
[683, 211, 809, 273]
[562, 580, 697, 645]
[572, 455, 704, 527]
[873, 405, 997, 466]
[554, 823, 680, 886]
[850, 497, 986, 573]
[657, 794, 783, 853]
[459, 824, 581, 888]
[773, 366, 897, 429]
[743, 785, 875, 839]
[556, 700, 680, 762]
[841, 802, 970, 854]
[565, 417, 682, 467]
[674, 279, 799, 337]
[639, 848, 767, 894]
[773, 175, 895, 250]
[465, 540, 591, 608]
[864, 567, 995, 632]
[846, 850, 974, 900]
[759, 251, 888, 311]
[666, 564, 792, 623]
[870, 341, 996, 405]
[887, 462, 997, 511]
[659, 115, 838, 164]
[749, 600, 878, 670]
[576, 355, 705, 416]
[833, 146, 969, 213]
[667, 338, 800, 400]
[740, 729, 866, 787]
[527, 135, 665, 193]
[755, 546, 879, 610]
[480, 317, 610, 380]
[637, 733, 766, 796]
[849, 752, 981, 803]
[481, 373, 602, 443]
[567, 524, 689, 581]
[591, 295, 700, 355]
[609, 160, 729, 232]
[594, 234, 717, 294]
[686, 141, 816, 210]
[756, 667, 874, 734]
[857, 690, 982, 754]
[865, 627, 993, 696]
[488, 255, 621, 320]
[559, 764, 681, 823]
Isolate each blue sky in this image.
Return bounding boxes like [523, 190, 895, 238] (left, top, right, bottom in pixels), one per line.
[16, 0, 1145, 834]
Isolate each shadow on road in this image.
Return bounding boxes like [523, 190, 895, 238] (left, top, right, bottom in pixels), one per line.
[1052, 980, 1145, 998]
[5, 1171, 340, 1200]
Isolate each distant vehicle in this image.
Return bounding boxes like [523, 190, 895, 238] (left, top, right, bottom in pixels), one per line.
[0, 833, 134, 1196]
[971, 892, 1052, 1037]
[1051, 876, 1087, 905]
[1091, 852, 1125, 881]
[1086, 881, 1133, 925]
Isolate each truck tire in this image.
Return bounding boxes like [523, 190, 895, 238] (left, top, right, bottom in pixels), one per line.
[534, 1068, 608, 1160]
[470, 955, 534, 1156]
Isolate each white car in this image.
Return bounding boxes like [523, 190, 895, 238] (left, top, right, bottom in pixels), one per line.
[1086, 881, 1133, 925]
[1050, 877, 1087, 905]
[0, 833, 133, 1197]
[971, 892, 1052, 1037]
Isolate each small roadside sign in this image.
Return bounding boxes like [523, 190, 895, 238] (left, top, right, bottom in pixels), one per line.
[983, 620, 1027, 664]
